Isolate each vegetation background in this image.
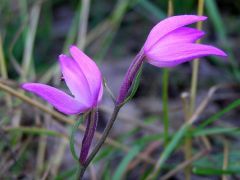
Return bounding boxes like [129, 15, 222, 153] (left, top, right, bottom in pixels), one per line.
[0, 0, 240, 179]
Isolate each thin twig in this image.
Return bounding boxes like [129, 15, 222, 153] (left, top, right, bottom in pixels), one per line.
[147, 84, 229, 179]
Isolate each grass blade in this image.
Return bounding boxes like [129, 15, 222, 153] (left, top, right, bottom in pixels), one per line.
[113, 146, 141, 180]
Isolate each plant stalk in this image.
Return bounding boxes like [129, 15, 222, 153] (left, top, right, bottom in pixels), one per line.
[78, 105, 121, 179]
[187, 0, 205, 180]
[162, 0, 174, 147]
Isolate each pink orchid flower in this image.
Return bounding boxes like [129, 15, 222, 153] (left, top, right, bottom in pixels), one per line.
[22, 46, 103, 164]
[22, 45, 103, 115]
[143, 15, 227, 67]
[117, 15, 227, 104]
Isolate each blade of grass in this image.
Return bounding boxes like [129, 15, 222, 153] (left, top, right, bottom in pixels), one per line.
[4, 126, 65, 138]
[192, 127, 240, 137]
[21, 0, 42, 81]
[197, 99, 240, 130]
[136, 0, 165, 20]
[147, 123, 191, 180]
[205, 0, 240, 80]
[94, 0, 130, 60]
[40, 3, 80, 84]
[222, 139, 229, 180]
[0, 36, 12, 108]
[193, 167, 240, 175]
[161, 150, 208, 180]
[113, 146, 141, 180]
[77, 0, 91, 49]
[70, 116, 84, 161]
[0, 82, 155, 165]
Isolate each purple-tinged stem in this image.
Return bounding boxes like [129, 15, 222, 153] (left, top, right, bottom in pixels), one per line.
[78, 50, 145, 179]
[117, 49, 145, 104]
[79, 109, 98, 164]
[78, 105, 121, 179]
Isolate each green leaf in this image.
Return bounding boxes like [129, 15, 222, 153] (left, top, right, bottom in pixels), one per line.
[205, 0, 240, 80]
[198, 99, 240, 130]
[150, 123, 190, 178]
[93, 146, 114, 163]
[6, 127, 64, 137]
[192, 127, 240, 137]
[137, 0, 165, 19]
[193, 167, 240, 175]
[112, 146, 141, 180]
[134, 133, 164, 146]
[54, 166, 76, 180]
[69, 116, 84, 161]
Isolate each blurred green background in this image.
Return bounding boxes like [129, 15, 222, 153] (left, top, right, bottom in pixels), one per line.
[1, 0, 240, 179]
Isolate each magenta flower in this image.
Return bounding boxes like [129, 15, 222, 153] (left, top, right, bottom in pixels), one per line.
[143, 15, 227, 67]
[22, 45, 103, 115]
[22, 45, 103, 164]
[117, 15, 227, 104]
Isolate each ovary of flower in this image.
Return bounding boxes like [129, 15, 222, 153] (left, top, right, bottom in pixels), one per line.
[22, 45, 103, 115]
[143, 15, 227, 67]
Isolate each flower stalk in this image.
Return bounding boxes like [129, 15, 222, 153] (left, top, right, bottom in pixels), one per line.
[79, 109, 98, 164]
[78, 104, 121, 179]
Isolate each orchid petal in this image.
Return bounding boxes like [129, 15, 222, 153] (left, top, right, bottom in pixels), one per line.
[144, 15, 207, 51]
[59, 54, 92, 106]
[146, 43, 227, 67]
[69, 46, 102, 103]
[22, 83, 88, 114]
[154, 27, 205, 47]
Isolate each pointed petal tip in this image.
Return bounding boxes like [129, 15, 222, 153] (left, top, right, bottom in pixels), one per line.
[199, 15, 208, 20]
[21, 82, 34, 90]
[58, 54, 67, 60]
[208, 45, 228, 58]
[170, 15, 207, 21]
[69, 45, 84, 56]
[217, 50, 228, 58]
[183, 15, 207, 20]
[69, 44, 78, 51]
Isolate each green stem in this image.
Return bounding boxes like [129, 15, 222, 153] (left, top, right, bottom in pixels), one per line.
[75, 163, 83, 180]
[162, 68, 169, 146]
